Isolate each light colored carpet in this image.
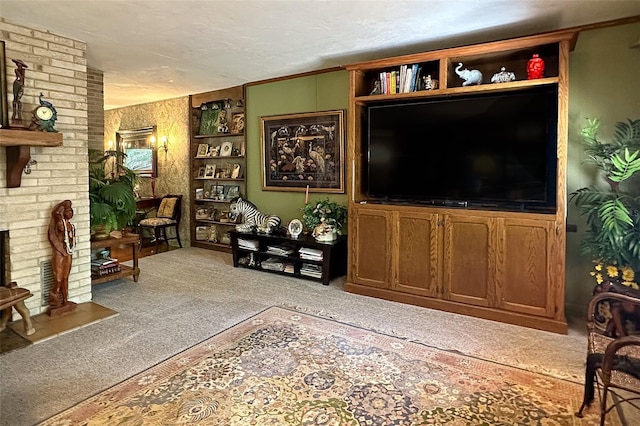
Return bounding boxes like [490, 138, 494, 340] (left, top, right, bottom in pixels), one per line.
[0, 248, 611, 425]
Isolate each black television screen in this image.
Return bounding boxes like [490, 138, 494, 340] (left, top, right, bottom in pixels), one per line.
[366, 86, 558, 212]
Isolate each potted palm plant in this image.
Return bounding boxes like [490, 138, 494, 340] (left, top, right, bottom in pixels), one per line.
[570, 118, 640, 289]
[89, 148, 139, 239]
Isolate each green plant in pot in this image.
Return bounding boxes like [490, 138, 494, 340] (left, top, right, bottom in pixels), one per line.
[89, 148, 139, 239]
[570, 118, 640, 290]
[301, 198, 347, 241]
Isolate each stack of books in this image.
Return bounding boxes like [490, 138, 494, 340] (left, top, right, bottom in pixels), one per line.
[378, 63, 422, 94]
[237, 238, 259, 251]
[265, 243, 295, 256]
[299, 247, 323, 261]
[300, 263, 322, 279]
[261, 257, 284, 272]
[91, 257, 120, 276]
[283, 263, 295, 274]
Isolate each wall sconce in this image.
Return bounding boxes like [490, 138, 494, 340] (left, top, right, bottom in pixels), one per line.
[161, 136, 168, 153]
[149, 135, 156, 149]
[107, 140, 114, 151]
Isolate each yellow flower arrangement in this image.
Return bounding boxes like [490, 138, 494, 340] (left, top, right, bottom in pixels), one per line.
[590, 261, 638, 290]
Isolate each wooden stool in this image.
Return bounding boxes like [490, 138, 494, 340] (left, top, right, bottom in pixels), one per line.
[0, 282, 35, 336]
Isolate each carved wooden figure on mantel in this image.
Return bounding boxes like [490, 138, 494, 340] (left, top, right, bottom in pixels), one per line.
[47, 200, 77, 316]
[11, 59, 28, 127]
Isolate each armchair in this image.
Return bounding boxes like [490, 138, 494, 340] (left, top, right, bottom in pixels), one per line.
[576, 291, 640, 425]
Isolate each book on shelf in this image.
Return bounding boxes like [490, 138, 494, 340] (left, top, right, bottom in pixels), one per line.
[92, 264, 122, 276]
[298, 247, 323, 261]
[300, 263, 322, 278]
[265, 243, 295, 256]
[237, 238, 259, 251]
[377, 63, 423, 94]
[261, 256, 285, 272]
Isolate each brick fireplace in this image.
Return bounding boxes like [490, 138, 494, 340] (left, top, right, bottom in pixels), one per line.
[1, 20, 93, 318]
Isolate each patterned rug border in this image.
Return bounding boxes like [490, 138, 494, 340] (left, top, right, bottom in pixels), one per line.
[278, 302, 585, 384]
[41, 305, 605, 425]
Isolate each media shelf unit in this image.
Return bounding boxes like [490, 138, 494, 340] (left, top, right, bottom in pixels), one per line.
[189, 86, 246, 253]
[229, 230, 347, 285]
[345, 29, 578, 333]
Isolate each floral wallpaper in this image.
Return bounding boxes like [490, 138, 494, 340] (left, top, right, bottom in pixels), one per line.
[104, 97, 191, 247]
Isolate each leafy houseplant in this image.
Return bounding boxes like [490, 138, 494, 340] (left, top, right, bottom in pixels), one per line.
[301, 198, 348, 235]
[570, 118, 640, 275]
[89, 149, 139, 237]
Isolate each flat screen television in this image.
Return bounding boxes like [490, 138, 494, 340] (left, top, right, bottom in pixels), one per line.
[366, 86, 558, 213]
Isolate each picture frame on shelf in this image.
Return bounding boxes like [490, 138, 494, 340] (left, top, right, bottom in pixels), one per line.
[195, 188, 204, 200]
[261, 110, 345, 193]
[197, 166, 206, 178]
[211, 184, 225, 200]
[208, 145, 220, 157]
[225, 185, 240, 200]
[230, 112, 245, 134]
[220, 141, 233, 157]
[195, 225, 209, 240]
[197, 143, 209, 157]
[204, 164, 216, 178]
[199, 101, 222, 135]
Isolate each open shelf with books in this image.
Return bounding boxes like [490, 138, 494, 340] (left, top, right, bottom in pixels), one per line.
[189, 86, 246, 253]
[229, 230, 347, 285]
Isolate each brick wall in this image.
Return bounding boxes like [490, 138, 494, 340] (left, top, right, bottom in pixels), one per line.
[0, 19, 91, 316]
[87, 67, 104, 151]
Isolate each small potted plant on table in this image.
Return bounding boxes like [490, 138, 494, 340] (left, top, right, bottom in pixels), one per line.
[301, 198, 347, 241]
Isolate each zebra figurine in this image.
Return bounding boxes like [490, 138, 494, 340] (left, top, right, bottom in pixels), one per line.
[230, 197, 281, 234]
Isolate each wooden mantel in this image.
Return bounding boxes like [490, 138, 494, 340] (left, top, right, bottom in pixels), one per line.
[0, 128, 63, 188]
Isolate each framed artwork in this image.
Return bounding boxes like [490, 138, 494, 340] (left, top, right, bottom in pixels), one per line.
[204, 164, 216, 178]
[230, 112, 245, 134]
[198, 101, 223, 135]
[220, 141, 233, 157]
[0, 41, 8, 128]
[197, 166, 206, 178]
[210, 184, 225, 200]
[261, 110, 344, 193]
[197, 144, 209, 157]
[225, 185, 240, 200]
[195, 188, 204, 200]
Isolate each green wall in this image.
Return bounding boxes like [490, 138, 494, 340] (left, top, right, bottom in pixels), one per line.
[566, 22, 640, 317]
[245, 71, 349, 225]
[242, 23, 639, 319]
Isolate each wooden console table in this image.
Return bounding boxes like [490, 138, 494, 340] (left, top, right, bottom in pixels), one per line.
[90, 234, 140, 285]
[229, 230, 347, 285]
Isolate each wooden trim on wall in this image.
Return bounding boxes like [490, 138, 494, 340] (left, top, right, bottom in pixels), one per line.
[245, 66, 344, 87]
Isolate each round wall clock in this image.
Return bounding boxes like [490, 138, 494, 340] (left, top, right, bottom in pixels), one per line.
[288, 219, 303, 239]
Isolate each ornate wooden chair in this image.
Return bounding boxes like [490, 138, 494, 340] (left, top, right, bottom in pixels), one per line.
[576, 291, 640, 425]
[137, 194, 182, 253]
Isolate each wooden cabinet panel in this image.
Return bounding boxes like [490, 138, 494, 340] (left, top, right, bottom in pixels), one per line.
[394, 212, 440, 297]
[443, 215, 495, 307]
[351, 209, 392, 288]
[497, 218, 554, 317]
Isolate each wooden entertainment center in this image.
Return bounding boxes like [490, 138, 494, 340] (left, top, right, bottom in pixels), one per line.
[344, 30, 578, 333]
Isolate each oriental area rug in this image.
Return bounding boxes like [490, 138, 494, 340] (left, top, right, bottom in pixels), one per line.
[41, 306, 613, 425]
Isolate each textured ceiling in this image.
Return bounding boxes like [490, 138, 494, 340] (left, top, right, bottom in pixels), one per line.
[2, 1, 639, 109]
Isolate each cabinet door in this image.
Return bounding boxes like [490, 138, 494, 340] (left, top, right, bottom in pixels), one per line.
[443, 215, 496, 307]
[351, 208, 392, 288]
[496, 218, 555, 317]
[393, 212, 440, 297]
